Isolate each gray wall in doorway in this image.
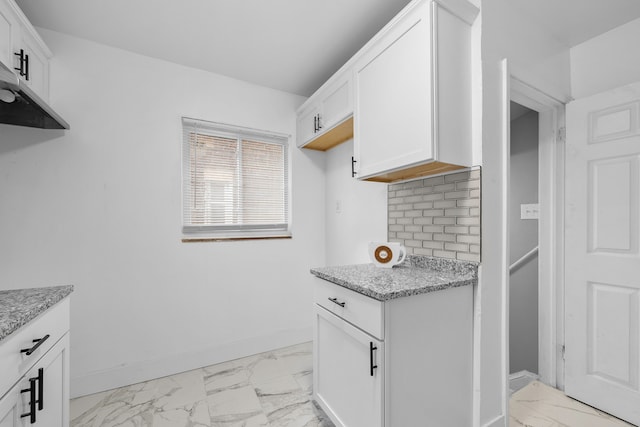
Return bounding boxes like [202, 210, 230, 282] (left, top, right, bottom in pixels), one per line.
[509, 106, 539, 375]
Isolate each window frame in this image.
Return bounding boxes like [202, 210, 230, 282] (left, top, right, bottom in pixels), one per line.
[181, 117, 292, 240]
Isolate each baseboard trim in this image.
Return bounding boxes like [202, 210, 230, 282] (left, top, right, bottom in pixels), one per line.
[70, 326, 312, 398]
[482, 415, 506, 427]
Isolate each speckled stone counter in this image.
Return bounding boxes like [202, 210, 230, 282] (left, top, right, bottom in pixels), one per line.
[0, 285, 74, 342]
[311, 255, 478, 301]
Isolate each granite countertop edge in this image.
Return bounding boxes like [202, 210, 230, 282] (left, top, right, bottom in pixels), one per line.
[311, 255, 479, 301]
[0, 285, 74, 342]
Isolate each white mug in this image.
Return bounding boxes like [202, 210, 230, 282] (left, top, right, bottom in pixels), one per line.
[368, 242, 407, 268]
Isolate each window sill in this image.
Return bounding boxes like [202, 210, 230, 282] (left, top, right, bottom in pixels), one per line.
[181, 234, 292, 243]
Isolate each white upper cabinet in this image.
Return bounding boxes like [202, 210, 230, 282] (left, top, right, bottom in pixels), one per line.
[0, 0, 52, 102]
[296, 68, 354, 150]
[296, 0, 477, 182]
[15, 28, 50, 101]
[353, 0, 476, 182]
[0, 0, 19, 67]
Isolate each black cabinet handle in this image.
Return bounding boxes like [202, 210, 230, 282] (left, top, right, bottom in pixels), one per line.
[14, 49, 25, 76]
[328, 297, 345, 307]
[13, 49, 29, 80]
[370, 342, 378, 376]
[20, 377, 37, 424]
[21, 334, 50, 356]
[37, 368, 44, 411]
[317, 114, 322, 131]
[351, 157, 357, 177]
[313, 115, 317, 133]
[24, 52, 29, 81]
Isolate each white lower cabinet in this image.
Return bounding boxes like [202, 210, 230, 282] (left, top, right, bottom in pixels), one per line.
[0, 297, 70, 427]
[314, 306, 383, 427]
[313, 277, 472, 427]
[0, 335, 69, 427]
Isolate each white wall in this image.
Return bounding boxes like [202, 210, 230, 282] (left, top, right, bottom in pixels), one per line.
[509, 109, 539, 375]
[0, 29, 326, 397]
[477, 0, 571, 425]
[324, 140, 387, 266]
[571, 17, 640, 99]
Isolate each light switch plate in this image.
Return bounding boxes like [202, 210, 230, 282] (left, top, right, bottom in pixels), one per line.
[521, 203, 539, 220]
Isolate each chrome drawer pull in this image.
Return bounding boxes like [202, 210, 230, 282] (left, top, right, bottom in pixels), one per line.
[328, 297, 346, 307]
[20, 334, 50, 356]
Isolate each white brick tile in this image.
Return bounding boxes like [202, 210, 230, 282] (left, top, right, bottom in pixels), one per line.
[433, 250, 456, 259]
[445, 190, 470, 200]
[445, 226, 469, 234]
[445, 208, 470, 217]
[414, 217, 433, 225]
[423, 241, 444, 250]
[434, 183, 456, 192]
[444, 171, 471, 182]
[445, 242, 469, 252]
[457, 234, 480, 244]
[457, 217, 480, 225]
[434, 233, 456, 242]
[434, 200, 457, 208]
[434, 217, 456, 225]
[457, 252, 480, 262]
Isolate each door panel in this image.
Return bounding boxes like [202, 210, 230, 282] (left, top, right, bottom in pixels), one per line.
[565, 82, 640, 425]
[588, 155, 639, 253]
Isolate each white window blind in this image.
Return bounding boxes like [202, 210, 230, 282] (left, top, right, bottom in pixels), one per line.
[182, 118, 290, 236]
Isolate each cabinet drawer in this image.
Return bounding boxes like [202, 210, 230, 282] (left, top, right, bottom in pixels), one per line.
[0, 297, 70, 397]
[314, 277, 383, 339]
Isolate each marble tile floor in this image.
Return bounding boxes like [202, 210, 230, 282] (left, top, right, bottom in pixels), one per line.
[72, 342, 636, 427]
[510, 381, 636, 427]
[70, 341, 334, 427]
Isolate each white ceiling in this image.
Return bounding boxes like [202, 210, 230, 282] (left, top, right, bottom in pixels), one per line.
[15, 0, 640, 97]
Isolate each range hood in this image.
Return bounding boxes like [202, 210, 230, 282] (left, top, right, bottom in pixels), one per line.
[0, 60, 69, 130]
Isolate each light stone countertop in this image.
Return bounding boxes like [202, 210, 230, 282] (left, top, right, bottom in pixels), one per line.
[0, 285, 74, 342]
[311, 255, 478, 301]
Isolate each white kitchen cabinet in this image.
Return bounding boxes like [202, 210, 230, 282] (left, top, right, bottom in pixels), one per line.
[15, 29, 50, 101]
[313, 277, 472, 427]
[315, 306, 383, 427]
[296, 68, 354, 151]
[0, 0, 52, 102]
[0, 297, 70, 427]
[0, 0, 19, 68]
[352, 0, 476, 182]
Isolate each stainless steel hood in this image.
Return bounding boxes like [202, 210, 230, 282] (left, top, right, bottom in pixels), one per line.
[0, 61, 69, 130]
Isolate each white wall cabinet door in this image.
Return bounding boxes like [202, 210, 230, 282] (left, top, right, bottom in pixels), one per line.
[318, 73, 351, 133]
[17, 30, 49, 101]
[353, 0, 433, 179]
[0, 1, 19, 68]
[296, 104, 320, 148]
[297, 69, 353, 149]
[314, 305, 383, 427]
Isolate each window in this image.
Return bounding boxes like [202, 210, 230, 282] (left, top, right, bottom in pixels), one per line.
[182, 118, 290, 239]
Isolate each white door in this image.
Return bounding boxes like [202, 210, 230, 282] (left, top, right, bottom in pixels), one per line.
[313, 305, 383, 427]
[565, 82, 640, 425]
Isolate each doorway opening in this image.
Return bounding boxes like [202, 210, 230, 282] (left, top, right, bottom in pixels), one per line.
[507, 77, 566, 397]
[508, 101, 540, 393]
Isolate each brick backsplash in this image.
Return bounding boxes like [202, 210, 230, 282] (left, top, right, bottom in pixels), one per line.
[388, 168, 481, 262]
